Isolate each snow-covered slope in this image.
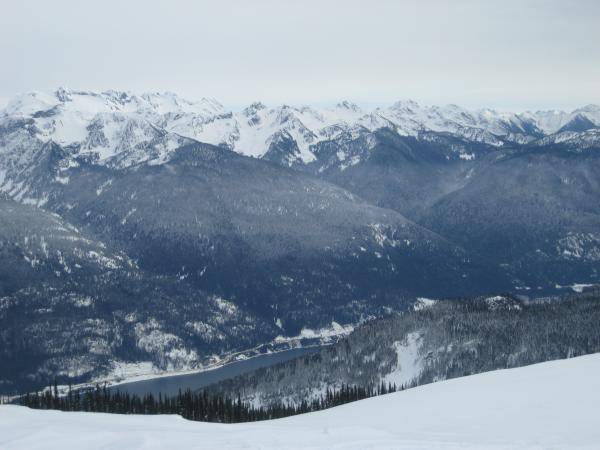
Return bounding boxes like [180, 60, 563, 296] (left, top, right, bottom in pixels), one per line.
[2, 354, 599, 449]
[172, 99, 600, 157]
[0, 89, 215, 169]
[2, 88, 598, 174]
[522, 104, 600, 134]
[533, 128, 600, 150]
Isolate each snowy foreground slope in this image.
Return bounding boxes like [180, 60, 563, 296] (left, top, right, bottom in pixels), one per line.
[2, 355, 600, 449]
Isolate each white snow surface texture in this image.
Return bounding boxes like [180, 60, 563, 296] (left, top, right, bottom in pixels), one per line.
[3, 88, 600, 169]
[1, 354, 600, 449]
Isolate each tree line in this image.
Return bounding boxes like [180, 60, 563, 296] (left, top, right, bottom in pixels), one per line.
[204, 290, 600, 407]
[18, 380, 400, 423]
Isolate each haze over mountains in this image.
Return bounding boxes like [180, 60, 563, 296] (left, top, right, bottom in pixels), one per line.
[1, 88, 599, 393]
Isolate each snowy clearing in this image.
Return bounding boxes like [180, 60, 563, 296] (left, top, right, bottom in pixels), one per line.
[2, 354, 600, 449]
[383, 331, 423, 388]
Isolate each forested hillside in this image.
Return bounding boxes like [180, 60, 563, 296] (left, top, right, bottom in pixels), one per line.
[206, 289, 600, 406]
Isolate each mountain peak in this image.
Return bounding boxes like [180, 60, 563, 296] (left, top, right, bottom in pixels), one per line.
[557, 114, 598, 133]
[335, 100, 361, 112]
[574, 104, 600, 115]
[2, 88, 599, 170]
[390, 99, 420, 111]
[243, 101, 267, 117]
[54, 86, 72, 102]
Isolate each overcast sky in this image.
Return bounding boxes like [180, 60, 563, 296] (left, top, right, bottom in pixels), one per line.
[1, 0, 599, 111]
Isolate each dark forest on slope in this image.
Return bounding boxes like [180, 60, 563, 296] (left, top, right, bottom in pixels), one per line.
[205, 289, 600, 406]
[18, 380, 397, 423]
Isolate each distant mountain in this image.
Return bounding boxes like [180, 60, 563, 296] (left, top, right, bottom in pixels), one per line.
[3, 88, 599, 172]
[419, 147, 600, 288]
[524, 104, 600, 134]
[0, 88, 599, 394]
[305, 128, 499, 218]
[557, 114, 598, 133]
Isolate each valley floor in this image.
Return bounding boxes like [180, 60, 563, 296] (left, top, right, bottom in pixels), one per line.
[2, 354, 600, 449]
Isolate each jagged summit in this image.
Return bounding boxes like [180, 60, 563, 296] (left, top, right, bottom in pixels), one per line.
[557, 114, 598, 133]
[1, 88, 599, 172]
[335, 100, 361, 111]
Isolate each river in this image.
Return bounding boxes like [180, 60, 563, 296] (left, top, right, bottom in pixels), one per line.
[108, 347, 319, 397]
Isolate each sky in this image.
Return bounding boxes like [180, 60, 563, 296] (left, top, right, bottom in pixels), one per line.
[1, 0, 599, 111]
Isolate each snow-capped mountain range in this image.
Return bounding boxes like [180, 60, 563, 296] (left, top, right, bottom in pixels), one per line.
[1, 87, 599, 395]
[2, 88, 599, 172]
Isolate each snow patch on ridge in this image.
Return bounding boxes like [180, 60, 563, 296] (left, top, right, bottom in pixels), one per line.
[383, 332, 423, 388]
[413, 297, 437, 311]
[484, 295, 522, 311]
[555, 283, 596, 293]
